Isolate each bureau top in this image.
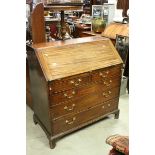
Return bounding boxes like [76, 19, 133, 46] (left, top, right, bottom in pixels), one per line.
[34, 37, 123, 81]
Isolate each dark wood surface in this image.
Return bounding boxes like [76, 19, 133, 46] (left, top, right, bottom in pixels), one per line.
[44, 5, 83, 11]
[50, 85, 120, 119]
[26, 45, 34, 109]
[117, 0, 129, 17]
[49, 81, 121, 106]
[28, 37, 123, 149]
[74, 23, 91, 38]
[52, 98, 119, 135]
[31, 3, 46, 44]
[26, 58, 33, 109]
[79, 31, 101, 38]
[27, 47, 51, 134]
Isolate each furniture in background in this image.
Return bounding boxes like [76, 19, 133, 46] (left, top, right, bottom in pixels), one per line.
[115, 35, 129, 66]
[93, 0, 108, 5]
[101, 22, 129, 45]
[102, 23, 129, 93]
[106, 134, 129, 155]
[31, 2, 83, 42]
[27, 36, 123, 149]
[123, 51, 129, 93]
[74, 23, 91, 37]
[115, 35, 129, 94]
[82, 0, 108, 15]
[91, 3, 115, 25]
[79, 22, 129, 41]
[79, 30, 101, 37]
[103, 3, 115, 25]
[83, 0, 92, 14]
[117, 0, 129, 17]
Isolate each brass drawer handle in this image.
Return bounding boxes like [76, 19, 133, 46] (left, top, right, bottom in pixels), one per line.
[65, 117, 76, 125]
[104, 80, 112, 86]
[78, 78, 82, 82]
[64, 104, 75, 111]
[103, 91, 112, 98]
[64, 91, 76, 99]
[70, 80, 75, 84]
[70, 78, 82, 86]
[99, 71, 109, 78]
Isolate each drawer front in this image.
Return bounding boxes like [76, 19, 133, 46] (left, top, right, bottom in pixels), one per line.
[92, 65, 122, 83]
[49, 77, 121, 106]
[50, 85, 120, 119]
[52, 98, 119, 135]
[49, 72, 91, 93]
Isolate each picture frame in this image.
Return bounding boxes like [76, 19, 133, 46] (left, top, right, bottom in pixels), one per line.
[92, 5, 104, 18]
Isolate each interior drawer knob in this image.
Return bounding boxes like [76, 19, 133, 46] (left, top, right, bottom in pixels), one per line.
[108, 104, 111, 107]
[70, 80, 75, 84]
[65, 117, 76, 125]
[106, 71, 109, 74]
[78, 78, 82, 82]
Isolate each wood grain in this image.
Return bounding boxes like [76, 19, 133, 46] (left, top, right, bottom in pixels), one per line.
[101, 23, 129, 39]
[35, 38, 123, 81]
[31, 3, 46, 44]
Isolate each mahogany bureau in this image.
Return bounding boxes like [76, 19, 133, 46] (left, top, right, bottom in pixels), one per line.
[27, 36, 123, 149]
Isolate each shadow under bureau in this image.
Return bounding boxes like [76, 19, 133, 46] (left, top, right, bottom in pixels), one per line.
[27, 36, 123, 149]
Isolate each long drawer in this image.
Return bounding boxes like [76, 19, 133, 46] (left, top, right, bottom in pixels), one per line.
[52, 98, 119, 135]
[49, 77, 121, 106]
[50, 86, 120, 119]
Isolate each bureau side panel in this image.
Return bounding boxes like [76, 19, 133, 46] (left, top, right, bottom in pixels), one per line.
[27, 48, 51, 134]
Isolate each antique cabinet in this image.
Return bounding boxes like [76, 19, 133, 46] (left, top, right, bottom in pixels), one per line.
[101, 22, 129, 45]
[27, 36, 123, 149]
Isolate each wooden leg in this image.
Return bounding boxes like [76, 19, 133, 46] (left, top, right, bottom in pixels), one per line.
[114, 110, 120, 119]
[33, 114, 38, 125]
[49, 139, 56, 149]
